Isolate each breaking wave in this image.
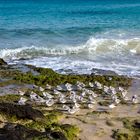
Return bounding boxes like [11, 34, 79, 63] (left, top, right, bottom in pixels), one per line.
[1, 37, 140, 60]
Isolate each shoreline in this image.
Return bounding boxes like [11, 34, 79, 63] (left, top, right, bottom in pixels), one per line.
[0, 59, 140, 140]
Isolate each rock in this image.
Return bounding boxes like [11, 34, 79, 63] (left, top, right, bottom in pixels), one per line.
[91, 68, 117, 76]
[0, 103, 44, 121]
[50, 131, 67, 140]
[134, 120, 140, 128]
[0, 123, 68, 140]
[0, 123, 39, 140]
[0, 123, 41, 140]
[0, 58, 7, 65]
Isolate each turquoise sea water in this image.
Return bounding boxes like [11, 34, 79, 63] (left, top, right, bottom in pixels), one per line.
[0, 0, 140, 76]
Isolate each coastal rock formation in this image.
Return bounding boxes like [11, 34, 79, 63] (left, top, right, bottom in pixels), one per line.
[0, 123, 67, 140]
[0, 103, 44, 121]
[0, 58, 7, 65]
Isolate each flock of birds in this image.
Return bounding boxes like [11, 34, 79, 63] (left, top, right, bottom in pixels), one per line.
[18, 81, 139, 114]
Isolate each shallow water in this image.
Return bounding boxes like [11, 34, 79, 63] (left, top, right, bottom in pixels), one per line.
[0, 0, 140, 76]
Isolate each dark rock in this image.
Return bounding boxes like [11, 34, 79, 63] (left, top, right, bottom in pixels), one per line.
[0, 123, 68, 140]
[91, 68, 117, 76]
[0, 103, 44, 121]
[50, 131, 67, 140]
[0, 123, 45, 140]
[0, 58, 7, 65]
[134, 120, 140, 128]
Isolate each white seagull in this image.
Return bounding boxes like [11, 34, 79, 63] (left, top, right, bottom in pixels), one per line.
[132, 95, 139, 104]
[18, 97, 27, 105]
[45, 99, 54, 107]
[109, 103, 116, 109]
[18, 90, 25, 96]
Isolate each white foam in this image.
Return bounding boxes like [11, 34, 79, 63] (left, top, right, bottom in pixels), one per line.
[1, 37, 140, 77]
[1, 37, 140, 60]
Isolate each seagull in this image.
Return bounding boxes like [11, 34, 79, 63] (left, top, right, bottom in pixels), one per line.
[132, 95, 139, 104]
[59, 97, 67, 104]
[33, 84, 39, 89]
[88, 96, 94, 101]
[123, 96, 129, 101]
[108, 86, 116, 95]
[114, 98, 121, 104]
[121, 90, 128, 98]
[39, 87, 45, 92]
[95, 81, 102, 89]
[109, 77, 112, 81]
[111, 95, 118, 101]
[76, 81, 85, 88]
[45, 99, 54, 107]
[53, 89, 61, 95]
[74, 103, 80, 108]
[109, 103, 116, 109]
[70, 91, 76, 95]
[65, 83, 73, 91]
[30, 92, 38, 101]
[76, 85, 83, 90]
[88, 90, 97, 98]
[56, 85, 64, 91]
[81, 91, 86, 97]
[30, 92, 45, 103]
[91, 92, 97, 98]
[68, 108, 77, 114]
[89, 82, 94, 88]
[77, 96, 84, 102]
[88, 100, 96, 104]
[118, 87, 124, 92]
[42, 92, 53, 99]
[18, 97, 27, 105]
[87, 103, 94, 109]
[104, 86, 109, 93]
[36, 95, 45, 103]
[69, 94, 76, 100]
[72, 97, 77, 103]
[75, 95, 81, 100]
[81, 98, 87, 103]
[46, 84, 52, 90]
[62, 105, 70, 111]
[109, 86, 116, 91]
[18, 90, 25, 96]
[87, 90, 95, 95]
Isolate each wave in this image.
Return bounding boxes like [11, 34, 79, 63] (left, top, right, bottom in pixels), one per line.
[1, 37, 140, 60]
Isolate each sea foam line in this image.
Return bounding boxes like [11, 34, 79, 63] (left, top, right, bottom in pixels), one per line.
[0, 37, 140, 60]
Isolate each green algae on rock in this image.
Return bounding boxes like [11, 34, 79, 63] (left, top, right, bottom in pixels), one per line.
[0, 100, 80, 140]
[0, 94, 20, 102]
[112, 118, 140, 140]
[0, 64, 132, 90]
[0, 103, 44, 121]
[12, 65, 132, 88]
[0, 123, 68, 140]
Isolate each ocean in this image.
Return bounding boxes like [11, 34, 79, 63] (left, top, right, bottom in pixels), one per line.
[0, 0, 140, 77]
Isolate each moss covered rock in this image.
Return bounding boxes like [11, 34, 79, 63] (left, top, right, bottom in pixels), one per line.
[0, 103, 44, 121]
[0, 123, 67, 140]
[112, 118, 140, 140]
